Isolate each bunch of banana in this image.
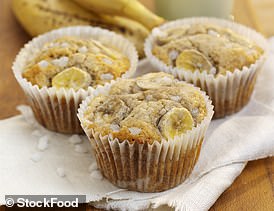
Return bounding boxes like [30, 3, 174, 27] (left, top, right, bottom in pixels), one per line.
[12, 0, 163, 57]
[73, 0, 164, 30]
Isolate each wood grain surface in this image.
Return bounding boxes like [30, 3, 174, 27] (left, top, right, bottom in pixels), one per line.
[0, 0, 273, 210]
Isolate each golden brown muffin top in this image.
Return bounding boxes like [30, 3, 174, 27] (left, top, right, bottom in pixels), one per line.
[152, 23, 264, 75]
[23, 36, 130, 90]
[83, 72, 207, 144]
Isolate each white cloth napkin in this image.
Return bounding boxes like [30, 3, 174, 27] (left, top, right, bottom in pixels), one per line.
[1, 42, 274, 211]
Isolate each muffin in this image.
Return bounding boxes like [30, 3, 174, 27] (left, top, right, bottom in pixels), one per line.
[145, 17, 268, 118]
[78, 72, 214, 192]
[13, 26, 138, 133]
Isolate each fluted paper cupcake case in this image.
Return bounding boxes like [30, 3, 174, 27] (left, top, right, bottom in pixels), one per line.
[78, 79, 214, 192]
[145, 17, 268, 118]
[12, 26, 138, 134]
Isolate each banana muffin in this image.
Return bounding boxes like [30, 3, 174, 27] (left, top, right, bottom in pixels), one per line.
[13, 26, 138, 134]
[23, 36, 130, 90]
[145, 18, 267, 118]
[79, 72, 214, 192]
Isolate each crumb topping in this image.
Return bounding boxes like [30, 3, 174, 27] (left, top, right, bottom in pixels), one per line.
[83, 72, 208, 144]
[152, 23, 264, 76]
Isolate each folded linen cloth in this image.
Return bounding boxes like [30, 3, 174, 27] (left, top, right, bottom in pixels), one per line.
[0, 41, 274, 211]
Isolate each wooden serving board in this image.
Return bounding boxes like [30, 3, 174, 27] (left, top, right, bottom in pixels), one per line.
[0, 0, 273, 210]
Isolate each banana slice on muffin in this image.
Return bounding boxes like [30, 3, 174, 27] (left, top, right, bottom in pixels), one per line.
[136, 72, 174, 89]
[176, 49, 213, 73]
[52, 67, 91, 90]
[159, 107, 194, 139]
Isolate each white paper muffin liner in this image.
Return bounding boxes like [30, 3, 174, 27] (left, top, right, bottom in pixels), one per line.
[12, 26, 138, 133]
[145, 17, 268, 118]
[78, 79, 214, 192]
